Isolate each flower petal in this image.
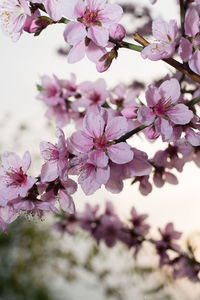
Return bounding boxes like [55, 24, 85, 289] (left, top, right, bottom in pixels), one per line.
[107, 143, 133, 164]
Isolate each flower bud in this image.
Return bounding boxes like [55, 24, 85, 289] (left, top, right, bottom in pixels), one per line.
[109, 23, 126, 41]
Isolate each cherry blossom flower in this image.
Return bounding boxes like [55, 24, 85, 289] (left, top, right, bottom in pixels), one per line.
[0, 151, 37, 202]
[72, 78, 108, 110]
[70, 111, 133, 168]
[178, 7, 200, 75]
[0, 0, 31, 41]
[63, 0, 123, 63]
[137, 79, 193, 141]
[40, 128, 68, 182]
[141, 18, 178, 61]
[37, 75, 63, 106]
[69, 154, 110, 195]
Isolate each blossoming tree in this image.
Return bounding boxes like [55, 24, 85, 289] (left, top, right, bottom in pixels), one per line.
[1, 0, 200, 282]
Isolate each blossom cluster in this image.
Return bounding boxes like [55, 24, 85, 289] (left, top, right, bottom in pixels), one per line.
[1, 71, 200, 233]
[0, 0, 125, 71]
[55, 202, 200, 282]
[2, 0, 200, 284]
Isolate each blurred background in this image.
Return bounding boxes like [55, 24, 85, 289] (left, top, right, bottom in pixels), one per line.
[1, 0, 200, 299]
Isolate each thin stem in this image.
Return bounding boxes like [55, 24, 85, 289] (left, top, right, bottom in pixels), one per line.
[186, 96, 200, 108]
[180, 0, 186, 37]
[109, 37, 143, 52]
[133, 32, 200, 85]
[115, 125, 147, 143]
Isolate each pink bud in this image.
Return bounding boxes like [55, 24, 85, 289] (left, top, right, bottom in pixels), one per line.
[109, 24, 126, 41]
[96, 49, 118, 73]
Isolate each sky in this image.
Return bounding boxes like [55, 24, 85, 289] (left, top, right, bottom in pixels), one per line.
[1, 0, 200, 240]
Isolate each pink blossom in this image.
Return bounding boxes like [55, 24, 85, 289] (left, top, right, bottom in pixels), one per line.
[61, 73, 78, 98]
[130, 207, 150, 236]
[105, 149, 152, 194]
[12, 183, 58, 218]
[70, 111, 133, 167]
[69, 154, 110, 195]
[64, 33, 106, 64]
[141, 18, 178, 61]
[186, 127, 200, 146]
[63, 0, 123, 63]
[40, 128, 68, 182]
[111, 83, 139, 110]
[37, 75, 64, 106]
[45, 103, 71, 127]
[137, 79, 193, 141]
[0, 0, 31, 41]
[137, 176, 152, 196]
[72, 78, 108, 110]
[0, 151, 37, 201]
[79, 203, 99, 231]
[57, 179, 77, 214]
[178, 7, 200, 75]
[64, 0, 123, 46]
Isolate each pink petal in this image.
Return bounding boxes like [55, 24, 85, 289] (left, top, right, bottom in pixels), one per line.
[83, 113, 105, 139]
[59, 190, 75, 214]
[14, 200, 35, 211]
[89, 150, 108, 168]
[100, 3, 123, 24]
[186, 127, 200, 146]
[41, 161, 58, 182]
[152, 18, 169, 42]
[21, 151, 31, 173]
[78, 165, 100, 195]
[141, 43, 167, 61]
[167, 104, 193, 124]
[86, 41, 106, 63]
[63, 21, 86, 45]
[87, 25, 109, 47]
[168, 20, 178, 41]
[95, 166, 110, 185]
[70, 130, 93, 152]
[178, 37, 192, 62]
[137, 106, 155, 125]
[107, 143, 133, 164]
[159, 78, 180, 104]
[46, 0, 64, 21]
[67, 40, 86, 63]
[155, 118, 173, 141]
[105, 116, 128, 140]
[165, 172, 178, 185]
[20, 177, 37, 197]
[146, 84, 161, 106]
[62, 0, 79, 19]
[2, 152, 21, 170]
[185, 7, 200, 37]
[189, 50, 200, 75]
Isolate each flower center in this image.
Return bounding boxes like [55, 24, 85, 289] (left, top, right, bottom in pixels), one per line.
[78, 7, 101, 27]
[84, 8, 99, 25]
[0, 2, 26, 34]
[153, 97, 172, 117]
[47, 86, 59, 97]
[93, 135, 108, 150]
[6, 167, 27, 186]
[90, 92, 101, 103]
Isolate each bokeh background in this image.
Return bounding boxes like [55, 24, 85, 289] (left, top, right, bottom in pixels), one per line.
[1, 0, 200, 299]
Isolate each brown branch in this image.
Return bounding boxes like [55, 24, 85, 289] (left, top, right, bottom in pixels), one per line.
[133, 32, 200, 84]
